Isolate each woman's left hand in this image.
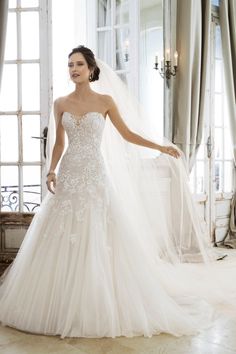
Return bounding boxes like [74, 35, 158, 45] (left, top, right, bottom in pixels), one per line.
[160, 145, 181, 159]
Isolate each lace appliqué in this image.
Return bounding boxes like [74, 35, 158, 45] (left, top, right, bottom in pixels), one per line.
[42, 113, 111, 245]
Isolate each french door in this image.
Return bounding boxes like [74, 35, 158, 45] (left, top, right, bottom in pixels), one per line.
[0, 0, 52, 212]
[190, 13, 235, 242]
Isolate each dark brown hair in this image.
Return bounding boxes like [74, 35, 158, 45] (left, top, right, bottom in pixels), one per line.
[68, 45, 100, 82]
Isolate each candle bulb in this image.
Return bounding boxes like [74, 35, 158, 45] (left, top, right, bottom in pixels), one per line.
[166, 49, 170, 61]
[161, 58, 164, 69]
[155, 52, 158, 65]
[174, 51, 178, 66]
[125, 39, 129, 54]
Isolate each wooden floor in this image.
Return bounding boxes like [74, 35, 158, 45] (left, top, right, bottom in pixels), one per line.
[1, 248, 236, 354]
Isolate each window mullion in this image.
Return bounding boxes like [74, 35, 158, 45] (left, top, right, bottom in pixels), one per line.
[17, 0, 24, 212]
[111, 0, 115, 70]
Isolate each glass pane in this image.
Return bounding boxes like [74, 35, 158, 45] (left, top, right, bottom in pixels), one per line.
[215, 60, 222, 93]
[0, 64, 18, 111]
[22, 63, 40, 110]
[9, 0, 16, 7]
[224, 128, 233, 159]
[0, 115, 18, 162]
[224, 162, 233, 193]
[215, 25, 222, 59]
[21, 12, 39, 59]
[22, 115, 41, 162]
[115, 27, 129, 70]
[223, 89, 230, 128]
[196, 161, 204, 194]
[97, 0, 111, 27]
[98, 31, 112, 66]
[215, 128, 222, 159]
[1, 166, 19, 211]
[215, 161, 222, 192]
[116, 0, 129, 25]
[21, 0, 39, 7]
[23, 166, 41, 212]
[212, 0, 219, 5]
[214, 94, 222, 126]
[140, 0, 164, 137]
[5, 12, 17, 60]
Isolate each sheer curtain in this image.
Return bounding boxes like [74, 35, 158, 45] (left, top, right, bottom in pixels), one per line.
[219, 0, 236, 247]
[172, 0, 211, 172]
[219, 0, 236, 164]
[0, 0, 8, 93]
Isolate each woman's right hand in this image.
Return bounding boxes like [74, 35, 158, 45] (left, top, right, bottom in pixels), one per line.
[159, 145, 181, 159]
[46, 172, 56, 194]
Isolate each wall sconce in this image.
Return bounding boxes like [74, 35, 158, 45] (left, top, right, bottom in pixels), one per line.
[124, 39, 129, 62]
[154, 49, 178, 85]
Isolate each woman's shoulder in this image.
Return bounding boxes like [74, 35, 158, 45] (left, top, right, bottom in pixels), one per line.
[95, 93, 114, 107]
[54, 95, 70, 107]
[96, 93, 112, 100]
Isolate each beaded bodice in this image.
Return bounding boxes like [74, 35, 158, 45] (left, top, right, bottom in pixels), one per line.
[56, 111, 107, 195]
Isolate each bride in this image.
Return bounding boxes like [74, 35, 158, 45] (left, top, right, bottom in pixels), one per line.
[0, 45, 235, 339]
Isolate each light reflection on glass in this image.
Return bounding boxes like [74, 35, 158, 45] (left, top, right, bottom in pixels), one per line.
[0, 116, 18, 162]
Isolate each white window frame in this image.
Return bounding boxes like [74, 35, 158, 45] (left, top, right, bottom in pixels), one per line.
[86, 0, 140, 98]
[0, 0, 52, 212]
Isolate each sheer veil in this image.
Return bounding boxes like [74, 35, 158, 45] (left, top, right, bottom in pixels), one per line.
[46, 58, 215, 264]
[44, 57, 236, 311]
[97, 59, 218, 264]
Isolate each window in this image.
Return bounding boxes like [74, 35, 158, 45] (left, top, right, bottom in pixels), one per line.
[190, 14, 234, 197]
[213, 23, 234, 195]
[95, 0, 164, 135]
[0, 0, 52, 212]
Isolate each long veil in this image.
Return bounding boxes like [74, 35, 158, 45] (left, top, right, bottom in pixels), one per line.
[94, 59, 215, 264]
[46, 58, 215, 264]
[44, 58, 236, 311]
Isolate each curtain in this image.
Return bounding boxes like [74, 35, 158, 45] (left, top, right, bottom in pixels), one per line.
[0, 0, 8, 93]
[220, 0, 236, 164]
[219, 0, 236, 248]
[172, 0, 211, 172]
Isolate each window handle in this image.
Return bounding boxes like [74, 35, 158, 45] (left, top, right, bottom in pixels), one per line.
[31, 127, 48, 158]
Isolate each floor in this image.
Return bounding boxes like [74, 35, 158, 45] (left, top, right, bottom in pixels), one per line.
[1, 248, 236, 354]
[1, 315, 236, 354]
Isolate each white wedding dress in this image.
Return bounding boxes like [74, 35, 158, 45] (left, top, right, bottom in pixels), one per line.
[0, 111, 216, 338]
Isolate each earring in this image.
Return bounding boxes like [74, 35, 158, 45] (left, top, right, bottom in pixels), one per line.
[89, 73, 93, 81]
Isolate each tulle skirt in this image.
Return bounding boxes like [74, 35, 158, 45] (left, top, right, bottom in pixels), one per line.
[0, 184, 216, 339]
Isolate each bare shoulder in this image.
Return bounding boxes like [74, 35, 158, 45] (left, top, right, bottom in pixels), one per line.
[54, 96, 69, 111]
[96, 93, 115, 109]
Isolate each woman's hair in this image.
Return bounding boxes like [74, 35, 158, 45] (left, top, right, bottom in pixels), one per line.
[68, 45, 100, 82]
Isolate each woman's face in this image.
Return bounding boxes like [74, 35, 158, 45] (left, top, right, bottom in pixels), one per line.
[68, 52, 92, 83]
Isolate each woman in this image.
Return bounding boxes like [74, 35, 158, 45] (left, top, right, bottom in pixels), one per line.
[0, 46, 232, 339]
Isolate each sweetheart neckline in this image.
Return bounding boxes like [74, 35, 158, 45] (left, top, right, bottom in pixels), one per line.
[63, 111, 106, 121]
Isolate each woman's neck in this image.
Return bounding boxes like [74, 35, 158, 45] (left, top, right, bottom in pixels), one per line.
[73, 83, 93, 100]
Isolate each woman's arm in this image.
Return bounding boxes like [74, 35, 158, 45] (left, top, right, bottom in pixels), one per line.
[106, 96, 180, 159]
[47, 99, 65, 194]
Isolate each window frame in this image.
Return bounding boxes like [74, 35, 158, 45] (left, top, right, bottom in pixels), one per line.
[0, 0, 52, 212]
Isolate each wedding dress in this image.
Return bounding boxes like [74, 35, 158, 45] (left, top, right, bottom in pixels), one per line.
[1, 59, 236, 338]
[0, 111, 214, 338]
